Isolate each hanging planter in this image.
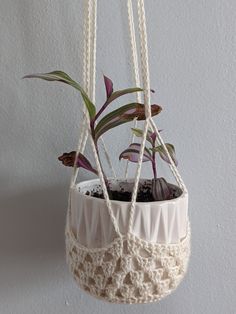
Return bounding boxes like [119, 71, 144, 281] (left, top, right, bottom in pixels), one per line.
[66, 179, 190, 303]
[23, 0, 190, 305]
[65, 179, 190, 303]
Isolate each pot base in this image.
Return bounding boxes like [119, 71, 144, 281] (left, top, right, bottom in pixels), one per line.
[66, 222, 191, 304]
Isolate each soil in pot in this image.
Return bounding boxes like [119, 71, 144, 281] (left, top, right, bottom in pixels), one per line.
[85, 181, 181, 202]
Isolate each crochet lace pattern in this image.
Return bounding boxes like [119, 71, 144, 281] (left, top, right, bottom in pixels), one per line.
[66, 222, 190, 304]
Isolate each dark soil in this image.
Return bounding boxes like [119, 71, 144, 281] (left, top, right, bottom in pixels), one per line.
[85, 184, 180, 202]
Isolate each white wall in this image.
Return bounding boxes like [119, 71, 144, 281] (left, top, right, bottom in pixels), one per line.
[0, 1, 235, 313]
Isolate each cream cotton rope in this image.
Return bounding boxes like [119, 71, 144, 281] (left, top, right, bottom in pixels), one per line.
[70, 0, 120, 236]
[125, 0, 186, 193]
[65, 0, 190, 304]
[72, 0, 116, 187]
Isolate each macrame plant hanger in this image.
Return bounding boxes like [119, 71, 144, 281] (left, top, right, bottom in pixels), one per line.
[66, 0, 190, 304]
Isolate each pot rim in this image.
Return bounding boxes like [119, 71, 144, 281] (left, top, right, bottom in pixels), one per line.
[72, 177, 188, 205]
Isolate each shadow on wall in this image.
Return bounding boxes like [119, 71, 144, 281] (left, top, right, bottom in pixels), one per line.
[0, 185, 68, 257]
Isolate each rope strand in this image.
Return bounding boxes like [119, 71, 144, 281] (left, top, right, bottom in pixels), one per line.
[69, 0, 121, 237]
[124, 0, 140, 178]
[128, 0, 152, 232]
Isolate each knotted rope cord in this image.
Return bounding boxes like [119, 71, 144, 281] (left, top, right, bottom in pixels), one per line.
[125, 0, 156, 178]
[70, 0, 93, 187]
[127, 0, 141, 97]
[71, 0, 116, 186]
[87, 0, 116, 178]
[99, 138, 117, 178]
[67, 0, 91, 233]
[69, 0, 121, 237]
[128, 0, 153, 233]
[90, 0, 116, 178]
[89, 0, 117, 179]
[124, 0, 140, 178]
[150, 118, 187, 191]
[128, 0, 187, 233]
[126, 0, 186, 191]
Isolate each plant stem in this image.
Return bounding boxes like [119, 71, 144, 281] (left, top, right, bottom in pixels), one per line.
[90, 120, 96, 138]
[94, 100, 109, 122]
[151, 142, 157, 180]
[152, 155, 157, 180]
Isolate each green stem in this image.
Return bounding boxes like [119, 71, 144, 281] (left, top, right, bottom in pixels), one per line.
[151, 142, 157, 180]
[94, 99, 109, 122]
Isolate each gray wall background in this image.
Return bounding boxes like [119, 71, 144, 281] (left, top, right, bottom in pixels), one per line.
[0, 1, 235, 313]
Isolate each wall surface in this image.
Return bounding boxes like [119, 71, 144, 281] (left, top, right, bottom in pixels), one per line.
[0, 1, 235, 313]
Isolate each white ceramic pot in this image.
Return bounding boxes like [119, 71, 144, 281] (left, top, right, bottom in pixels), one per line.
[70, 178, 188, 248]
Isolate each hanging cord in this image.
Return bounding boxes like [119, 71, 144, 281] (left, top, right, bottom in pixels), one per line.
[82, 0, 116, 181]
[150, 118, 187, 191]
[128, 0, 187, 233]
[125, 0, 155, 178]
[126, 0, 186, 190]
[70, 0, 93, 187]
[99, 138, 117, 178]
[67, 0, 93, 233]
[90, 0, 97, 102]
[127, 0, 141, 95]
[89, 0, 117, 179]
[71, 0, 116, 187]
[128, 0, 153, 234]
[69, 0, 121, 237]
[124, 0, 141, 178]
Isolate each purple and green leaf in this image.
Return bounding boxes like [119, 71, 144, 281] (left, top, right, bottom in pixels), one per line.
[151, 143, 178, 166]
[58, 151, 97, 175]
[94, 82, 144, 121]
[103, 76, 154, 105]
[23, 71, 96, 119]
[106, 87, 143, 105]
[150, 132, 157, 143]
[131, 128, 159, 144]
[104, 75, 113, 99]
[94, 103, 162, 142]
[107, 85, 155, 105]
[131, 128, 163, 144]
[119, 143, 153, 163]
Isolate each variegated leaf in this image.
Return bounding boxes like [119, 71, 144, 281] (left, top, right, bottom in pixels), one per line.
[23, 71, 96, 119]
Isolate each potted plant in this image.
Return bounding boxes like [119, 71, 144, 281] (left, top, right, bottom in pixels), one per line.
[24, 71, 189, 303]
